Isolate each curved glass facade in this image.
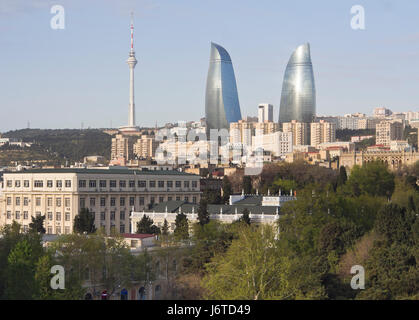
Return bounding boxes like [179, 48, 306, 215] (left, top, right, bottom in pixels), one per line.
[279, 43, 316, 123]
[205, 42, 242, 131]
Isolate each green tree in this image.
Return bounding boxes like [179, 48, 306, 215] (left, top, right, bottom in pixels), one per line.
[34, 254, 83, 300]
[222, 176, 233, 203]
[238, 208, 251, 225]
[202, 189, 222, 204]
[174, 212, 189, 241]
[5, 240, 38, 299]
[0, 222, 46, 299]
[243, 176, 253, 194]
[73, 208, 96, 234]
[161, 219, 169, 236]
[50, 231, 138, 299]
[271, 178, 298, 195]
[337, 166, 347, 186]
[136, 215, 160, 234]
[345, 161, 395, 198]
[202, 225, 294, 300]
[29, 215, 46, 234]
[197, 199, 210, 226]
[358, 203, 418, 299]
[186, 221, 235, 273]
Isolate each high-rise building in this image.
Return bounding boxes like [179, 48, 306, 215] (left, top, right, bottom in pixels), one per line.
[133, 135, 160, 159]
[373, 107, 393, 119]
[254, 122, 280, 136]
[282, 121, 310, 146]
[279, 43, 316, 123]
[120, 14, 139, 132]
[205, 42, 242, 132]
[376, 120, 403, 147]
[252, 131, 293, 157]
[358, 117, 381, 130]
[337, 116, 360, 130]
[258, 104, 274, 123]
[229, 120, 279, 146]
[230, 120, 255, 147]
[111, 134, 136, 162]
[310, 120, 336, 148]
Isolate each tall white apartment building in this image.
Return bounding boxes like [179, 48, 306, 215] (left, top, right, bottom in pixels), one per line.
[252, 131, 293, 157]
[258, 104, 274, 123]
[282, 121, 310, 146]
[376, 120, 404, 147]
[230, 120, 254, 147]
[133, 135, 160, 159]
[111, 134, 137, 161]
[230, 120, 280, 146]
[254, 122, 280, 136]
[0, 168, 201, 235]
[310, 120, 336, 148]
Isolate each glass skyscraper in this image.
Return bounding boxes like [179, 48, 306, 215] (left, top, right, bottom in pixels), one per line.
[205, 42, 242, 132]
[279, 43, 316, 123]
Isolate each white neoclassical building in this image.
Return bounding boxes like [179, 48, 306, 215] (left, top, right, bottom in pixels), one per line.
[130, 193, 297, 233]
[0, 168, 201, 235]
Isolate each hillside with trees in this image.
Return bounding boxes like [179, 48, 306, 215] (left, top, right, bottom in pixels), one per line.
[1, 129, 111, 166]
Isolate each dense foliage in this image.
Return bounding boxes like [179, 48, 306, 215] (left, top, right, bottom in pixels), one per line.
[2, 129, 111, 164]
[0, 226, 153, 300]
[136, 215, 161, 234]
[200, 161, 419, 300]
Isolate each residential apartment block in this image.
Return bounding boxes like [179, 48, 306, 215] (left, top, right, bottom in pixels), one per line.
[230, 120, 280, 147]
[282, 121, 310, 146]
[376, 120, 403, 147]
[133, 135, 160, 159]
[310, 120, 336, 148]
[252, 131, 293, 157]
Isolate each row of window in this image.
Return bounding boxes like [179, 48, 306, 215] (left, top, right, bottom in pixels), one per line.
[5, 224, 72, 235]
[6, 211, 29, 220]
[6, 211, 71, 221]
[78, 179, 198, 189]
[6, 197, 71, 207]
[80, 195, 197, 208]
[98, 222, 127, 234]
[98, 211, 127, 221]
[47, 226, 71, 235]
[6, 180, 72, 188]
[5, 218, 125, 235]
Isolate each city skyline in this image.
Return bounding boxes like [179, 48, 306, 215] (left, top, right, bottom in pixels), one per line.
[1, 0, 419, 131]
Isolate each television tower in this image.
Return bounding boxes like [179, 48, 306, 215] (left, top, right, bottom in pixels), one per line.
[120, 12, 139, 132]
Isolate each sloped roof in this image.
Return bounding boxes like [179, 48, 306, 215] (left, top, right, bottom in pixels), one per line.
[144, 200, 280, 215]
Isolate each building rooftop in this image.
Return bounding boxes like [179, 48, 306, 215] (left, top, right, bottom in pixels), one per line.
[4, 168, 197, 176]
[144, 200, 281, 215]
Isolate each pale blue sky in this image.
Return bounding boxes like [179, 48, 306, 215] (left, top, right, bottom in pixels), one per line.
[1, 0, 418, 131]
